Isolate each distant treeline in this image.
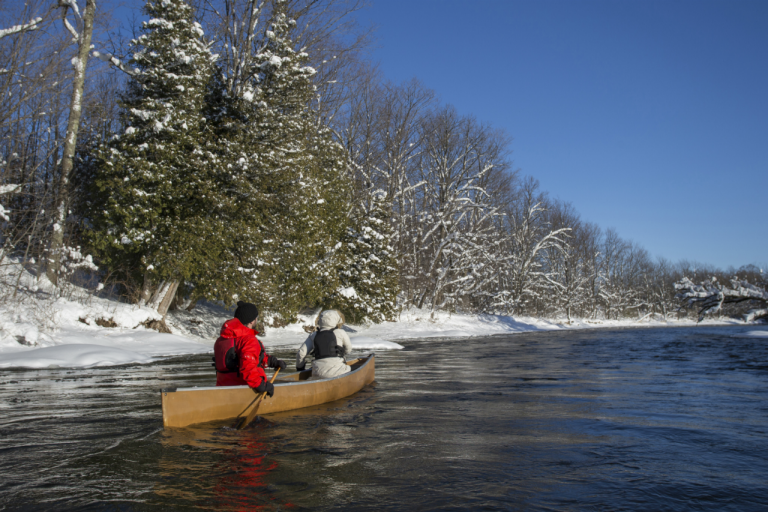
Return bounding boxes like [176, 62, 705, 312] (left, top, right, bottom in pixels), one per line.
[1, 0, 765, 325]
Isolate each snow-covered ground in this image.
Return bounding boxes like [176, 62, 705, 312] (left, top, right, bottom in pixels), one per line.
[0, 262, 761, 369]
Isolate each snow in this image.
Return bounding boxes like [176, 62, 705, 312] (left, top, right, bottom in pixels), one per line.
[0, 344, 152, 369]
[0, 261, 208, 369]
[349, 336, 403, 350]
[0, 261, 757, 371]
[60, 0, 80, 18]
[0, 18, 43, 40]
[731, 330, 768, 339]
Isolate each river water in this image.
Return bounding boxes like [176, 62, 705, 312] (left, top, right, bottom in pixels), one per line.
[1, 325, 767, 511]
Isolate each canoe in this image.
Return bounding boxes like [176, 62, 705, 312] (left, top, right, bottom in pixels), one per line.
[161, 353, 375, 428]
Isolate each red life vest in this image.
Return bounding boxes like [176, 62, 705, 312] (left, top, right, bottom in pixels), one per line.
[213, 318, 267, 387]
[213, 336, 239, 373]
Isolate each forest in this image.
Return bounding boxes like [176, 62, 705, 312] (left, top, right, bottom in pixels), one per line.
[1, 0, 766, 327]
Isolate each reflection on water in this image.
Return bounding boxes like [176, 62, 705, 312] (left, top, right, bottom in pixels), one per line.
[157, 419, 284, 511]
[1, 325, 768, 511]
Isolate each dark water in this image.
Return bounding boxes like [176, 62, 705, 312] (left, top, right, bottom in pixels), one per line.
[1, 325, 767, 511]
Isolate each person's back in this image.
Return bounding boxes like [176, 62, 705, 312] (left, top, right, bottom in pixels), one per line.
[295, 310, 352, 379]
[213, 301, 286, 395]
[213, 317, 257, 386]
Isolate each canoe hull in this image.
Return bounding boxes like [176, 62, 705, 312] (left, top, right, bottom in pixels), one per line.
[161, 354, 375, 428]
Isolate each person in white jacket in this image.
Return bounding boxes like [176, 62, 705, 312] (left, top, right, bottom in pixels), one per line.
[296, 309, 353, 379]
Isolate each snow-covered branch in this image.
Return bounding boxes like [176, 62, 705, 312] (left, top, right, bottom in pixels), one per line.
[59, 0, 81, 20]
[91, 50, 137, 76]
[675, 277, 768, 322]
[62, 16, 79, 41]
[0, 17, 44, 40]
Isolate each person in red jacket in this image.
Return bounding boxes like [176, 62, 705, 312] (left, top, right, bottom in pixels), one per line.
[213, 301, 286, 395]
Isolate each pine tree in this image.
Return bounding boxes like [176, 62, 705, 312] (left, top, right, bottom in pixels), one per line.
[327, 190, 399, 323]
[206, 3, 350, 321]
[86, 0, 222, 309]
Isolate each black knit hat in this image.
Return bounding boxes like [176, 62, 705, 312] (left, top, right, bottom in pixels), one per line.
[234, 301, 259, 325]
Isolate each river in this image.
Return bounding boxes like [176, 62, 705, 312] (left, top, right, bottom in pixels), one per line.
[1, 325, 767, 511]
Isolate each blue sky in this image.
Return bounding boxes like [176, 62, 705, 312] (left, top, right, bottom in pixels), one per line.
[356, 0, 768, 270]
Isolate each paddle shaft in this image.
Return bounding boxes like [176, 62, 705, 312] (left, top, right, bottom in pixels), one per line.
[235, 367, 280, 430]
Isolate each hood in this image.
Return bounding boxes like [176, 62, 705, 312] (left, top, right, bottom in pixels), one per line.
[317, 309, 344, 330]
[220, 318, 257, 338]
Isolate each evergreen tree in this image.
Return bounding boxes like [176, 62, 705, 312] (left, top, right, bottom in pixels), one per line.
[327, 190, 399, 323]
[86, 0, 222, 308]
[206, 3, 350, 321]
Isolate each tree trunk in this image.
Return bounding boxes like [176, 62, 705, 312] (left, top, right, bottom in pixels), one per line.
[140, 272, 180, 317]
[149, 280, 180, 317]
[46, 0, 95, 285]
[140, 271, 153, 304]
[139, 279, 180, 333]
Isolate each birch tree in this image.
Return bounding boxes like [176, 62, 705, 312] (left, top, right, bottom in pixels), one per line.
[46, 0, 96, 285]
[0, 0, 81, 290]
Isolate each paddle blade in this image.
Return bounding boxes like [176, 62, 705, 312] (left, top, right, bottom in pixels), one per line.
[236, 367, 280, 430]
[236, 395, 264, 429]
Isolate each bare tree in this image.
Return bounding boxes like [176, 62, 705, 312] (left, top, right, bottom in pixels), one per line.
[46, 0, 96, 285]
[637, 257, 681, 320]
[197, 0, 369, 114]
[339, 75, 436, 303]
[539, 200, 590, 322]
[409, 107, 512, 311]
[497, 177, 569, 315]
[1, 0, 74, 293]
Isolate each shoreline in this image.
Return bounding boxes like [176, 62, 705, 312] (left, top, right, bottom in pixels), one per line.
[1, 298, 763, 369]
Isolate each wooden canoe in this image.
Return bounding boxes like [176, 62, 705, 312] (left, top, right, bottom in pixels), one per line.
[161, 354, 375, 428]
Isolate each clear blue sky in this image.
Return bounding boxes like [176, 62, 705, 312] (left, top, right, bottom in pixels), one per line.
[356, 0, 768, 270]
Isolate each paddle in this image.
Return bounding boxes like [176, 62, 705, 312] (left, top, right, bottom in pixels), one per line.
[232, 368, 281, 430]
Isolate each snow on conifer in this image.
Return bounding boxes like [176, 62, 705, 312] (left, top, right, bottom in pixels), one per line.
[328, 189, 399, 323]
[205, 2, 350, 321]
[86, 0, 219, 314]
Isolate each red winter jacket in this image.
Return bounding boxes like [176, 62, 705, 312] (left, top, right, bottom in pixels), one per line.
[214, 318, 269, 388]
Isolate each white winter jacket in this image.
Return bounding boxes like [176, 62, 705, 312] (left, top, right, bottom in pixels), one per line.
[296, 310, 353, 379]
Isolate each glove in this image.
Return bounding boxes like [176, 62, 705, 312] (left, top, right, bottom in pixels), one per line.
[267, 355, 287, 370]
[296, 364, 306, 372]
[254, 380, 275, 397]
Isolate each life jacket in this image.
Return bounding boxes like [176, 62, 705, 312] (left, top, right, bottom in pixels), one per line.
[312, 329, 344, 360]
[213, 337, 239, 373]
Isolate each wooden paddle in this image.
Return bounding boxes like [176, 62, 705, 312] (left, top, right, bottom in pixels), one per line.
[232, 368, 280, 430]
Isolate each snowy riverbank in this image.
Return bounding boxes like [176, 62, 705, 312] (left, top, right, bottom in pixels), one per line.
[0, 263, 763, 369]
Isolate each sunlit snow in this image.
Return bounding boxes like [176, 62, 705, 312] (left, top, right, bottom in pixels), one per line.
[731, 330, 768, 338]
[0, 344, 152, 369]
[349, 336, 403, 350]
[0, 260, 756, 370]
